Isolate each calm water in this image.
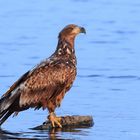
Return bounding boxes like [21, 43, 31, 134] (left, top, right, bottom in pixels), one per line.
[0, 0, 140, 139]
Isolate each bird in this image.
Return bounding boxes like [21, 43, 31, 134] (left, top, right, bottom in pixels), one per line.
[0, 24, 86, 128]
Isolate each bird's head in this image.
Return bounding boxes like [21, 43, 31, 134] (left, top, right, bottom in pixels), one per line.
[58, 24, 86, 40]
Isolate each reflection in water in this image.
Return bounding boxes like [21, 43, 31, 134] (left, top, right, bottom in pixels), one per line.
[48, 128, 81, 140]
[0, 126, 91, 140]
[0, 129, 21, 139]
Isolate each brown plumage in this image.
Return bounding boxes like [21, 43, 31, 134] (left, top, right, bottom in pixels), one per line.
[0, 24, 86, 127]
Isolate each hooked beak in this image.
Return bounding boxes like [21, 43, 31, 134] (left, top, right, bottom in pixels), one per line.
[80, 27, 86, 34]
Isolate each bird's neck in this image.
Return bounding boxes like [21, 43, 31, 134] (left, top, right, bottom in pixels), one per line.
[55, 38, 75, 56]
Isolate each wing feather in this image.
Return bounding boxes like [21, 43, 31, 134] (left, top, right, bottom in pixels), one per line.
[1, 71, 29, 98]
[19, 61, 74, 108]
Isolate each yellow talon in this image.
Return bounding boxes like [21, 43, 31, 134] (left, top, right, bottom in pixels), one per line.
[48, 112, 62, 128]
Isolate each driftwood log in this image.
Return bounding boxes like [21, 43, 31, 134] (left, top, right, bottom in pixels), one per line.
[32, 115, 93, 130]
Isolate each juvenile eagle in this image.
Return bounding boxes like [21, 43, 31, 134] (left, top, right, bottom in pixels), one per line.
[0, 24, 86, 128]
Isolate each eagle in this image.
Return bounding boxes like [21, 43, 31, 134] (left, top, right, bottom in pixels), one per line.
[0, 24, 86, 128]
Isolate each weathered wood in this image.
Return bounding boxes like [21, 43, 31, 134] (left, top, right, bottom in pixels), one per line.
[32, 115, 94, 130]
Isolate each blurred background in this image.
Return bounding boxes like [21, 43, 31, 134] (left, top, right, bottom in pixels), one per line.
[0, 0, 140, 139]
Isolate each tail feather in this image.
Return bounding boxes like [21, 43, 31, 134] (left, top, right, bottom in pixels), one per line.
[0, 111, 13, 125]
[0, 94, 16, 126]
[0, 71, 29, 126]
[0, 110, 7, 118]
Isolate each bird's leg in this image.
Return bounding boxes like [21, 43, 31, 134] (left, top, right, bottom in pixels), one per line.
[48, 112, 62, 128]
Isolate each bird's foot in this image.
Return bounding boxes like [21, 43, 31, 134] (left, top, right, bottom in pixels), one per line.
[48, 112, 62, 128]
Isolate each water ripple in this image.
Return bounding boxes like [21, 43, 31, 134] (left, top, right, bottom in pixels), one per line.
[113, 30, 138, 35]
[0, 75, 15, 78]
[78, 74, 104, 78]
[108, 75, 139, 80]
[90, 40, 119, 44]
[0, 42, 36, 47]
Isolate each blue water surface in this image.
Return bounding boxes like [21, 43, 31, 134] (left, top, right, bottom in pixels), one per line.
[0, 0, 140, 139]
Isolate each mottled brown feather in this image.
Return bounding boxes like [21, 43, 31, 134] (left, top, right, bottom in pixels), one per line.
[19, 62, 76, 111]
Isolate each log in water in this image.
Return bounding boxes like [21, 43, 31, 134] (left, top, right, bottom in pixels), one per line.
[32, 115, 94, 130]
